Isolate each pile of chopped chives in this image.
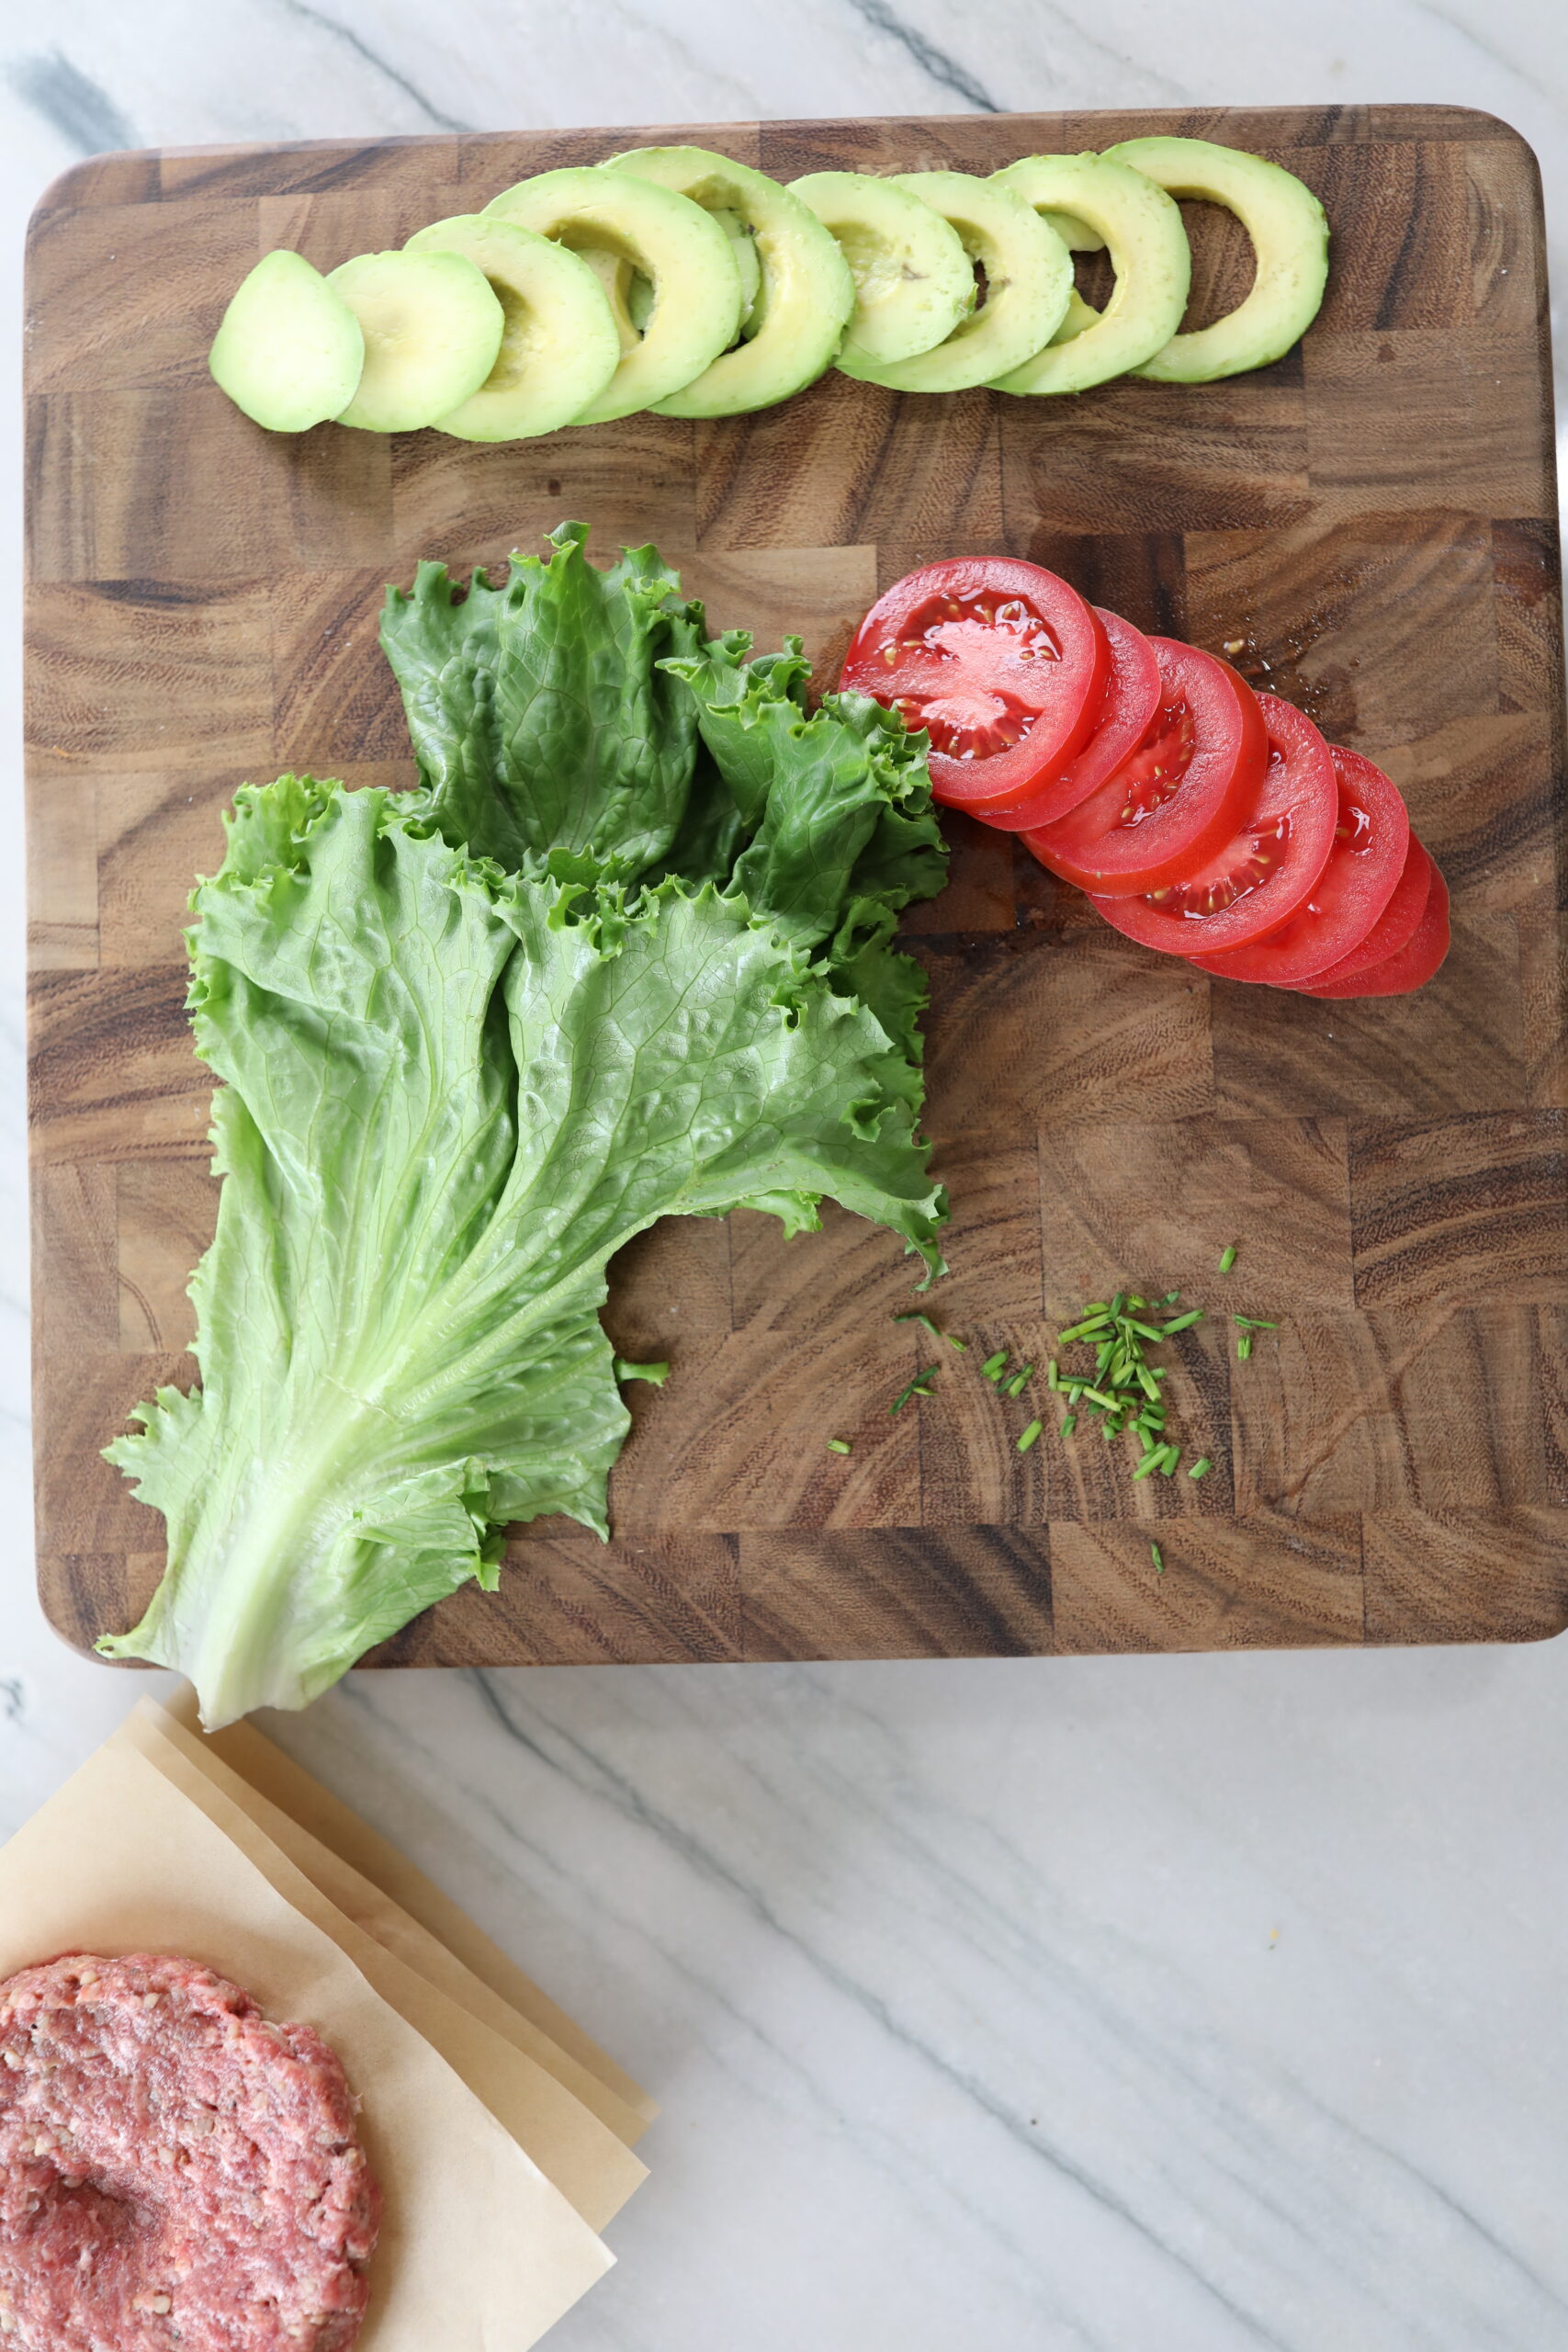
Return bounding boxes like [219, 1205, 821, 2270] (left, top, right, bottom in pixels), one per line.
[1046, 1289, 1200, 1475]
[847, 1270, 1278, 1476]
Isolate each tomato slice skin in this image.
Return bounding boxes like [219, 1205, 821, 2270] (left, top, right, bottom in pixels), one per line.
[1089, 693, 1337, 957]
[977, 608, 1163, 832]
[1286, 837, 1433, 991]
[1024, 639, 1269, 898]
[1299, 861, 1450, 998]
[1190, 744, 1411, 988]
[838, 558, 1111, 817]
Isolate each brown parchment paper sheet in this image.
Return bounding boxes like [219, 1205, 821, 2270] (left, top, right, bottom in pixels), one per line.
[0, 1742, 611, 2351]
[112, 1705, 647, 2233]
[182, 1695, 656, 2128]
[159, 1695, 650, 2143]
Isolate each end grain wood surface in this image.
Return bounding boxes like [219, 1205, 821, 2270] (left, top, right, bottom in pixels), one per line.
[24, 105, 1568, 1668]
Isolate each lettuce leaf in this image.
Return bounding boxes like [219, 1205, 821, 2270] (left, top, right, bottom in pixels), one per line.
[104, 526, 947, 1725]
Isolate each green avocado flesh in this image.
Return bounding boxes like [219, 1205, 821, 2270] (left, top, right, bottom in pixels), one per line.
[604, 145, 855, 416]
[484, 165, 742, 423]
[1104, 136, 1329, 381]
[788, 171, 974, 368]
[838, 170, 1072, 393]
[987, 153, 1190, 395]
[404, 214, 621, 438]
[328, 250, 503, 433]
[209, 250, 365, 433]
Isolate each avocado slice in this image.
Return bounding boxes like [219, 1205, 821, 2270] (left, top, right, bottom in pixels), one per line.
[603, 145, 854, 416]
[624, 208, 762, 338]
[209, 250, 365, 433]
[1103, 136, 1329, 380]
[484, 165, 742, 423]
[787, 171, 974, 368]
[328, 250, 503, 433]
[404, 214, 620, 438]
[987, 153, 1190, 395]
[838, 170, 1073, 393]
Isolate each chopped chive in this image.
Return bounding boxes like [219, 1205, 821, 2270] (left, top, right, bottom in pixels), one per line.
[1005, 1364, 1034, 1398]
[1189, 1456, 1213, 1480]
[1110, 1291, 1127, 1317]
[1127, 1294, 1147, 1309]
[1137, 1364, 1161, 1401]
[1060, 1412, 1077, 1437]
[890, 1373, 936, 1414]
[1057, 1317, 1110, 1344]
[1016, 1419, 1043, 1453]
[614, 1357, 670, 1385]
[1161, 1290, 1180, 1305]
[1066, 1383, 1084, 1406]
[1151, 1541, 1165, 1574]
[1161, 1308, 1204, 1336]
[1126, 1319, 1166, 1343]
[980, 1349, 1009, 1381]
[1234, 1314, 1279, 1330]
[1047, 1361, 1061, 1392]
[1133, 1449, 1163, 1481]
[893, 1310, 968, 1350]
[1237, 1335, 1253, 1363]
[1220, 1244, 1238, 1272]
[827, 1437, 852, 1454]
[1158, 1446, 1179, 1476]
[1081, 1386, 1119, 1411]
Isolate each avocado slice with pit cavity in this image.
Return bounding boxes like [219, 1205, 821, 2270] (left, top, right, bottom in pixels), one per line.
[987, 153, 1190, 395]
[404, 214, 620, 439]
[328, 249, 503, 433]
[209, 250, 365, 433]
[788, 170, 974, 368]
[839, 170, 1073, 393]
[604, 145, 855, 416]
[1104, 136, 1328, 381]
[484, 165, 742, 423]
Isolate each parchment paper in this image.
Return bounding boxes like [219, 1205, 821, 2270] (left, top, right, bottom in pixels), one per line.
[111, 1707, 647, 2233]
[0, 1742, 611, 2351]
[175, 1693, 656, 2128]
[155, 1698, 649, 2145]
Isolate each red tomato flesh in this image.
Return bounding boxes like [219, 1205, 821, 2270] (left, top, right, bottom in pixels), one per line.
[1300, 860, 1450, 998]
[1287, 837, 1433, 991]
[838, 558, 1111, 819]
[1089, 694, 1337, 958]
[1190, 745, 1411, 988]
[978, 608, 1163, 832]
[1025, 639, 1269, 898]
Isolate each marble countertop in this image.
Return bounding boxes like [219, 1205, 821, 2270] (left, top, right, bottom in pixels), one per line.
[3, 6, 1566, 2345]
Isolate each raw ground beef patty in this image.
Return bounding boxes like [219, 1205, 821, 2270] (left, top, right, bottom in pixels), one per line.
[0, 1952, 381, 2351]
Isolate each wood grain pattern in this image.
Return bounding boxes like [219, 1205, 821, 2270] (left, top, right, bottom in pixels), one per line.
[24, 105, 1568, 1668]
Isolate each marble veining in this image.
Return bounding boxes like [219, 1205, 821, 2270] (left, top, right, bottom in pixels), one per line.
[3, 6, 1567, 2345]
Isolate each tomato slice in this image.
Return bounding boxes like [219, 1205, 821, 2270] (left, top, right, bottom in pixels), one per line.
[1190, 745, 1411, 988]
[838, 558, 1111, 818]
[977, 608, 1163, 832]
[1024, 639, 1269, 898]
[1300, 860, 1450, 998]
[1287, 837, 1433, 991]
[1089, 694, 1337, 958]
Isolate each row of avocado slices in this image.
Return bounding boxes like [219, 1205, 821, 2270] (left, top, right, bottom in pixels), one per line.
[210, 139, 1329, 440]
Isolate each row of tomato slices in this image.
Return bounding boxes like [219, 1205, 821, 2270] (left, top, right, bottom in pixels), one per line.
[840, 557, 1449, 995]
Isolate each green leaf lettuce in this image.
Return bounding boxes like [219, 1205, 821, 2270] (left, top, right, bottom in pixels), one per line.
[104, 526, 947, 1724]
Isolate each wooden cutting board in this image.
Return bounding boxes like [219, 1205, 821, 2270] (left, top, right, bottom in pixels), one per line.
[26, 104, 1568, 1670]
